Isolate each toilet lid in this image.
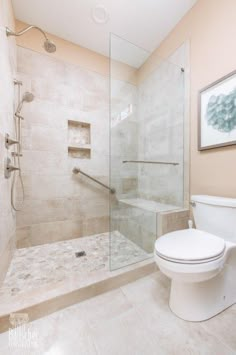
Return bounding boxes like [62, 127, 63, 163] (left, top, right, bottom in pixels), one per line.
[155, 229, 225, 263]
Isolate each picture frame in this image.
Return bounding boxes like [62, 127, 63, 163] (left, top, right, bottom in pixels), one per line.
[198, 70, 236, 150]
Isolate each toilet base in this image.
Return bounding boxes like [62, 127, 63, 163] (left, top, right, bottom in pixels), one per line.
[169, 261, 236, 321]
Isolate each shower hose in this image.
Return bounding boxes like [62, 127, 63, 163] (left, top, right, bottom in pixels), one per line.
[11, 87, 25, 212]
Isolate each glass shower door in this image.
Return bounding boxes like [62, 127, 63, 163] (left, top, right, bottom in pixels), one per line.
[109, 34, 185, 270]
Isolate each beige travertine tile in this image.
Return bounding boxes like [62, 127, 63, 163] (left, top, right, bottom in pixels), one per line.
[16, 227, 31, 248]
[200, 305, 236, 351]
[16, 216, 110, 247]
[89, 307, 161, 355]
[0, 312, 97, 355]
[83, 216, 109, 237]
[16, 198, 70, 227]
[132, 300, 234, 355]
[16, 46, 110, 246]
[0, 263, 155, 333]
[0, 235, 15, 287]
[122, 178, 138, 194]
[0, 0, 16, 284]
[66, 288, 133, 327]
[28, 219, 84, 245]
[121, 272, 170, 315]
[157, 209, 189, 237]
[0, 272, 235, 354]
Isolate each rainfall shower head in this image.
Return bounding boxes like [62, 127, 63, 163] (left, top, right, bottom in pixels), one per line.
[15, 92, 34, 115]
[43, 39, 56, 53]
[6, 25, 57, 53]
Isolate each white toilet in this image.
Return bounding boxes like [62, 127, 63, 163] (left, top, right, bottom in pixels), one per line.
[155, 195, 236, 322]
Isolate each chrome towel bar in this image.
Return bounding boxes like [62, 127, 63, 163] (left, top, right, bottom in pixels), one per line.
[122, 160, 179, 166]
[73, 167, 116, 194]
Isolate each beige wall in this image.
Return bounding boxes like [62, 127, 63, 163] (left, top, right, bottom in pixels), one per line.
[15, 20, 137, 85]
[0, 0, 17, 283]
[139, 0, 236, 198]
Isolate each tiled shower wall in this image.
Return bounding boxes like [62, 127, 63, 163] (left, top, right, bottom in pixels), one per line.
[138, 42, 189, 207]
[110, 78, 138, 199]
[16, 47, 109, 247]
[138, 59, 185, 206]
[0, 0, 16, 282]
[111, 44, 188, 207]
[110, 44, 189, 255]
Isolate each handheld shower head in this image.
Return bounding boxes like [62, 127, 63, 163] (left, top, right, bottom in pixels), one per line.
[23, 92, 34, 103]
[44, 39, 56, 53]
[16, 92, 34, 115]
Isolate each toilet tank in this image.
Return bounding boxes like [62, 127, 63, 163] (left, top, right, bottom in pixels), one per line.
[191, 195, 236, 242]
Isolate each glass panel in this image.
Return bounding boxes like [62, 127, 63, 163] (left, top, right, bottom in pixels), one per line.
[109, 34, 185, 270]
[138, 59, 185, 207]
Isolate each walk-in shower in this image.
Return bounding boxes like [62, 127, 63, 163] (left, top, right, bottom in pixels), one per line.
[0, 27, 187, 330]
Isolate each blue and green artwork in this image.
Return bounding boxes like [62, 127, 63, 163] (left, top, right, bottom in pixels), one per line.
[206, 88, 236, 133]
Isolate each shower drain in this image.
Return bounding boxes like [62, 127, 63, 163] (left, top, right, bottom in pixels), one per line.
[75, 251, 86, 258]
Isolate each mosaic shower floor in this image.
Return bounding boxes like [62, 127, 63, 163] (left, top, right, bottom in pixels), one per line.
[0, 232, 151, 299]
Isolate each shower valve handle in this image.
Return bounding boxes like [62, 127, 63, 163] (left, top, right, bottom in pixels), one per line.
[11, 152, 23, 157]
[4, 158, 20, 179]
[5, 134, 19, 149]
[7, 165, 20, 172]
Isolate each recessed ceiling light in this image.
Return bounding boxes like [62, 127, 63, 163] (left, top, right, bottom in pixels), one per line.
[92, 4, 109, 24]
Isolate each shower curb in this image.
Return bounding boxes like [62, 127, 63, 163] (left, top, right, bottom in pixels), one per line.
[0, 260, 156, 333]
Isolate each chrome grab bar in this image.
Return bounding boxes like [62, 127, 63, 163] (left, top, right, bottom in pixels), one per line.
[122, 160, 179, 166]
[72, 167, 116, 194]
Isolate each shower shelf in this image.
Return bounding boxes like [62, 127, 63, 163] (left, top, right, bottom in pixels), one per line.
[68, 144, 91, 150]
[68, 145, 91, 159]
[67, 119, 91, 159]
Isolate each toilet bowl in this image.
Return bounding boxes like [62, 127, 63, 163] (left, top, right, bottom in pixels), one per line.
[154, 195, 236, 322]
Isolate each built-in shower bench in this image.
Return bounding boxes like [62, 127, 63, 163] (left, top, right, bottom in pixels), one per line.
[115, 198, 189, 252]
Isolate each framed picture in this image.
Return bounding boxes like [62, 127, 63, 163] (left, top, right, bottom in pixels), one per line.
[198, 70, 236, 150]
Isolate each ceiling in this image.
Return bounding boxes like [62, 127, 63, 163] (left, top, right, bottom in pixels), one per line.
[12, 0, 197, 58]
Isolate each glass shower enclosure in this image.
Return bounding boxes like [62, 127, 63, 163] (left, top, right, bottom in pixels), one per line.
[109, 34, 185, 270]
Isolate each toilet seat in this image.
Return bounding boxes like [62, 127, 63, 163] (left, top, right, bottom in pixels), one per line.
[155, 229, 225, 265]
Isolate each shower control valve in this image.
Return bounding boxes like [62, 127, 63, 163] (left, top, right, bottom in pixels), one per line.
[5, 133, 19, 149]
[4, 158, 20, 179]
[13, 78, 23, 86]
[11, 152, 23, 157]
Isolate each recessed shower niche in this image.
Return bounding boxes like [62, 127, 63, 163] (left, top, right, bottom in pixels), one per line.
[67, 119, 91, 159]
